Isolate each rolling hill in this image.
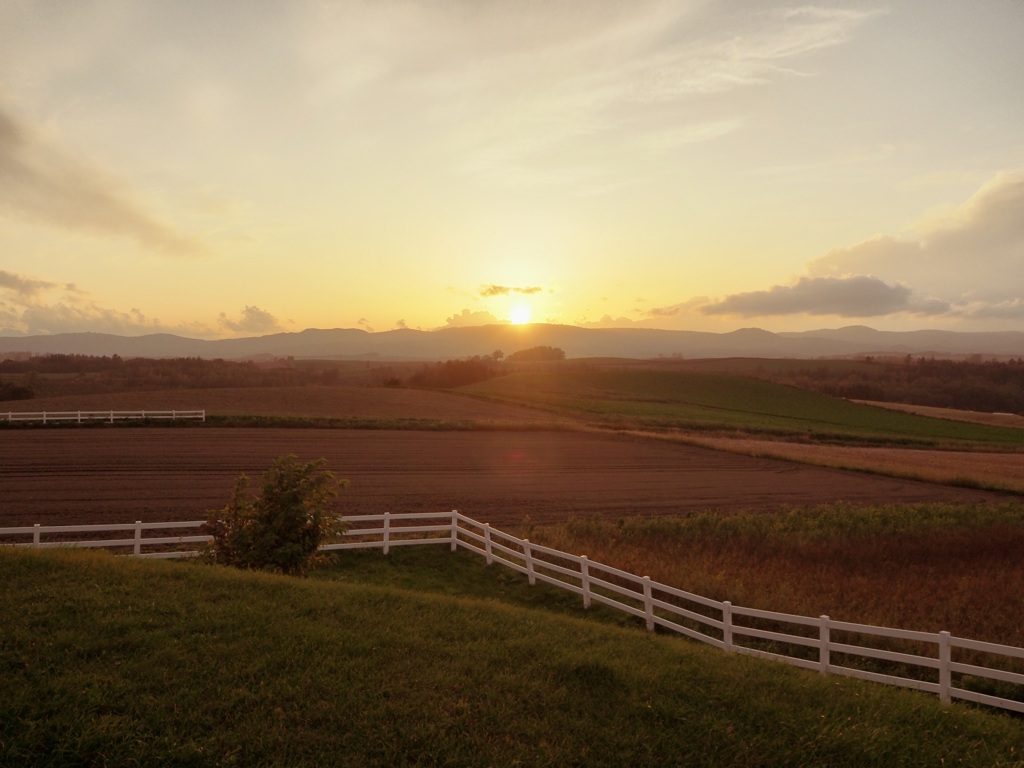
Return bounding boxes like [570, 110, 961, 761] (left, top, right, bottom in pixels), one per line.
[2, 324, 1023, 361]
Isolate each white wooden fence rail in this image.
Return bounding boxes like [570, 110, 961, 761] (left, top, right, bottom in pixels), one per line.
[3, 410, 205, 424]
[3, 510, 1022, 715]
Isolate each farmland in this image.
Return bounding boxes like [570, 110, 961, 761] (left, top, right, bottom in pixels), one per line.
[2, 427, 1006, 530]
[459, 369, 1024, 446]
[4, 366, 1024, 765]
[3, 368, 1024, 530]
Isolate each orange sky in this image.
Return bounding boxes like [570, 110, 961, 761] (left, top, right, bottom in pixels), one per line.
[2, 1, 1023, 338]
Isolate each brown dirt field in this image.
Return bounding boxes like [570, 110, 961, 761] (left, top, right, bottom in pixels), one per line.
[6, 386, 568, 424]
[0, 428, 1007, 532]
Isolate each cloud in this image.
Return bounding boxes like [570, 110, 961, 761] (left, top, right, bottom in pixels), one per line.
[0, 300, 21, 334]
[480, 284, 543, 297]
[16, 300, 215, 337]
[578, 314, 642, 328]
[0, 269, 56, 299]
[302, 1, 878, 191]
[0, 103, 202, 256]
[217, 305, 283, 334]
[357, 317, 375, 333]
[956, 299, 1024, 320]
[444, 309, 501, 328]
[0, 268, 277, 338]
[701, 276, 949, 318]
[623, 6, 881, 101]
[810, 173, 1024, 305]
[684, 171, 1024, 326]
[647, 296, 711, 318]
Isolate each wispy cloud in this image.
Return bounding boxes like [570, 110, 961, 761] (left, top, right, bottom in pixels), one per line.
[299, 1, 879, 191]
[480, 284, 543, 297]
[0, 103, 202, 256]
[0, 269, 57, 299]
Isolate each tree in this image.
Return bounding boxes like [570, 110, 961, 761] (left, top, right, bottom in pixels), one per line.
[201, 455, 348, 575]
[507, 345, 566, 362]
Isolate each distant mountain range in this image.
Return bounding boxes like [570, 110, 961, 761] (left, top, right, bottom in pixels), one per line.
[2, 324, 1023, 361]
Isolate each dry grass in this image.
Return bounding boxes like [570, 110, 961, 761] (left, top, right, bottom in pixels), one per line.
[855, 400, 1024, 429]
[664, 433, 1024, 492]
[525, 503, 1024, 648]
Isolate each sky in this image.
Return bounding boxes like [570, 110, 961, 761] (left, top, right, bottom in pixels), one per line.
[1, 0, 1023, 339]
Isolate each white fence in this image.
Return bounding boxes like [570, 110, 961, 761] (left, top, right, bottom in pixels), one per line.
[3, 409, 205, 424]
[3, 510, 1023, 716]
[0, 520, 210, 558]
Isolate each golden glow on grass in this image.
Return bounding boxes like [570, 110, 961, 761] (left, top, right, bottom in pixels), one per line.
[509, 305, 532, 325]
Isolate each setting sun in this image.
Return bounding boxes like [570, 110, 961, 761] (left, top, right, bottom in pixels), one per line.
[1, 2, 1021, 339]
[509, 305, 532, 325]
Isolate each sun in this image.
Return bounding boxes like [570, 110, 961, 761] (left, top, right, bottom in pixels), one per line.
[509, 305, 532, 325]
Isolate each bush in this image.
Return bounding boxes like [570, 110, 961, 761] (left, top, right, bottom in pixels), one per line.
[201, 455, 348, 575]
[408, 357, 500, 388]
[0, 380, 36, 401]
[507, 346, 566, 362]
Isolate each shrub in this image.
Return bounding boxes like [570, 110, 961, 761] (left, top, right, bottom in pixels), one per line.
[201, 455, 348, 575]
[507, 346, 565, 362]
[408, 357, 500, 388]
[0, 380, 36, 401]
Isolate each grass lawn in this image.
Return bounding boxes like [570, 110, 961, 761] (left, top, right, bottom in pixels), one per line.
[3, 545, 1023, 767]
[461, 370, 1024, 447]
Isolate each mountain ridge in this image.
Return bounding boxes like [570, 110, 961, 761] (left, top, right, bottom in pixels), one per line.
[2, 324, 1022, 361]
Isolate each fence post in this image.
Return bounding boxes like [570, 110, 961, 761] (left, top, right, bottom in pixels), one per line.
[42, 411, 47, 424]
[723, 601, 733, 652]
[523, 539, 535, 585]
[819, 615, 830, 676]
[484, 524, 493, 564]
[109, 410, 114, 423]
[33, 523, 41, 547]
[938, 631, 951, 704]
[382, 512, 390, 556]
[450, 510, 458, 552]
[78, 411, 82, 424]
[134, 521, 143, 556]
[643, 576, 654, 632]
[580, 555, 591, 609]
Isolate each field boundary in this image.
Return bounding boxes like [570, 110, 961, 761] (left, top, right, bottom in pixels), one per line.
[3, 511, 1023, 715]
[2, 409, 206, 424]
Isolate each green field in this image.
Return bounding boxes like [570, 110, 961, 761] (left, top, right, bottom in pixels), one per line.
[461, 369, 1024, 446]
[4, 546, 1024, 767]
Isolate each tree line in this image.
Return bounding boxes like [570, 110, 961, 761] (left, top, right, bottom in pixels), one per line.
[756, 357, 1024, 414]
[0, 355, 323, 401]
[406, 346, 566, 389]
[0, 346, 571, 400]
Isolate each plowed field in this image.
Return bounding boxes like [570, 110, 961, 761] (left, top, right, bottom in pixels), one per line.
[0, 428, 1005, 530]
